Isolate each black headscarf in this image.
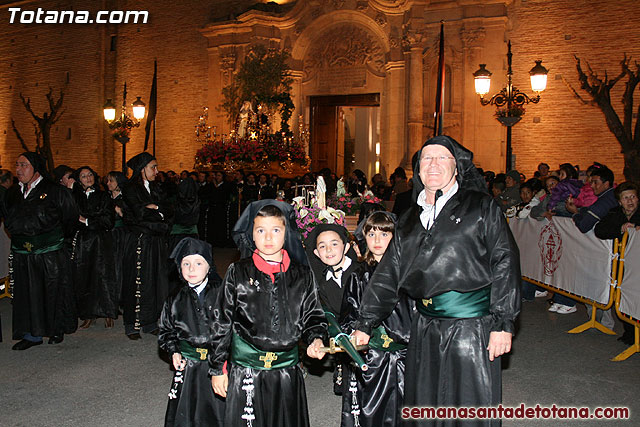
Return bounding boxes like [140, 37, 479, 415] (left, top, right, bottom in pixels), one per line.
[20, 151, 50, 180]
[107, 171, 128, 191]
[169, 237, 221, 284]
[232, 199, 308, 266]
[73, 165, 100, 190]
[354, 210, 398, 244]
[53, 164, 74, 183]
[126, 152, 155, 181]
[305, 223, 349, 250]
[411, 135, 488, 202]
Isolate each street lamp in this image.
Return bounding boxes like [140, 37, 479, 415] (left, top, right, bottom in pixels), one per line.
[103, 82, 146, 172]
[473, 41, 548, 171]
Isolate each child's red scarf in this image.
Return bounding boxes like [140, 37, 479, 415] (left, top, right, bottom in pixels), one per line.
[252, 249, 290, 283]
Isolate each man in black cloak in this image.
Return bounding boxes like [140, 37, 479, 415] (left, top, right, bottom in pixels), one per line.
[3, 152, 79, 349]
[354, 135, 521, 426]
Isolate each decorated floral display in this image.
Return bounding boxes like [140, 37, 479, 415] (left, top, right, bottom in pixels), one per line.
[193, 106, 310, 175]
[327, 193, 384, 216]
[292, 196, 345, 239]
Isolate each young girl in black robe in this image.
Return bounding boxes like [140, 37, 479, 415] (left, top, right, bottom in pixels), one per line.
[341, 211, 412, 427]
[71, 166, 118, 328]
[210, 200, 327, 427]
[158, 237, 225, 427]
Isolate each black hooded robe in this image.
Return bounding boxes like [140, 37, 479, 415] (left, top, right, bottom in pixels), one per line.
[3, 156, 79, 339]
[158, 237, 226, 427]
[356, 136, 521, 427]
[71, 184, 118, 320]
[340, 262, 413, 427]
[209, 200, 328, 427]
[122, 167, 172, 334]
[168, 178, 200, 253]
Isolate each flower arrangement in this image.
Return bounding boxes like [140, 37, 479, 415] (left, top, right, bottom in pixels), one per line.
[495, 104, 525, 118]
[292, 196, 345, 239]
[195, 134, 307, 166]
[327, 193, 384, 217]
[111, 126, 130, 140]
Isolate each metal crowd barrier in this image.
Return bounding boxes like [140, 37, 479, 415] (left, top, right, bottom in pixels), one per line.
[611, 232, 640, 362]
[521, 238, 618, 336]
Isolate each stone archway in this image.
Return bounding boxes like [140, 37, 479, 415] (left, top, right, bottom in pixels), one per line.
[290, 12, 404, 176]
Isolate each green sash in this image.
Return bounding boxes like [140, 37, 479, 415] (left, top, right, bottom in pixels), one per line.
[179, 341, 209, 362]
[417, 287, 491, 319]
[170, 224, 198, 235]
[11, 228, 64, 255]
[113, 218, 125, 229]
[368, 325, 406, 352]
[231, 333, 299, 370]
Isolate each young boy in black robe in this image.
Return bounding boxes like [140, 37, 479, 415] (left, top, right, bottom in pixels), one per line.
[158, 237, 225, 427]
[305, 223, 361, 395]
[210, 200, 327, 427]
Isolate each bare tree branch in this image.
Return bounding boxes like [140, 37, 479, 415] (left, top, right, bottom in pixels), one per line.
[11, 119, 30, 152]
[562, 75, 594, 105]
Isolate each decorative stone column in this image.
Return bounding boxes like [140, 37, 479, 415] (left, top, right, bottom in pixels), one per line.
[408, 45, 424, 162]
[383, 60, 406, 173]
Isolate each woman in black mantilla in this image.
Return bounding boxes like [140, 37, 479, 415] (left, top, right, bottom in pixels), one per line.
[71, 166, 118, 329]
[106, 171, 132, 309]
[354, 135, 520, 426]
[122, 152, 172, 339]
[158, 237, 225, 427]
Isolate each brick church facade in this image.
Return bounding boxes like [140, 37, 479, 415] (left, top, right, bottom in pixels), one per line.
[0, 0, 638, 179]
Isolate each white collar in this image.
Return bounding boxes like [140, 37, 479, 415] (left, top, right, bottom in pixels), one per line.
[325, 255, 352, 286]
[417, 182, 459, 230]
[85, 187, 95, 198]
[19, 175, 44, 198]
[189, 277, 208, 295]
[143, 179, 151, 193]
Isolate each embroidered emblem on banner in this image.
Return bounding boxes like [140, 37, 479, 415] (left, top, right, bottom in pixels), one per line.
[538, 221, 563, 276]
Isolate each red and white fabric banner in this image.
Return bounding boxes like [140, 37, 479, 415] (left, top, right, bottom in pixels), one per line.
[509, 217, 613, 305]
[620, 229, 640, 320]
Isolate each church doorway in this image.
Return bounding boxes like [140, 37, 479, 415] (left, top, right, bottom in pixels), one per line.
[310, 93, 380, 181]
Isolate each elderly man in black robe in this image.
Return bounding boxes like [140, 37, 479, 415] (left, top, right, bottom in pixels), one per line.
[3, 152, 78, 350]
[354, 135, 520, 426]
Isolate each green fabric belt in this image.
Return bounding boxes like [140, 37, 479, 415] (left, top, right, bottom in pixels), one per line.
[114, 218, 125, 229]
[369, 325, 406, 351]
[170, 224, 198, 235]
[179, 341, 209, 362]
[11, 228, 64, 255]
[230, 333, 299, 370]
[417, 287, 491, 319]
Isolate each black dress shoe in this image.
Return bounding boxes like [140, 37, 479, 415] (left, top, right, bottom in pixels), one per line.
[127, 333, 142, 340]
[48, 335, 64, 344]
[12, 339, 43, 350]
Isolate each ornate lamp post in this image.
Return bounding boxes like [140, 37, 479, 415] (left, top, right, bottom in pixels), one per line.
[473, 41, 548, 171]
[103, 83, 146, 172]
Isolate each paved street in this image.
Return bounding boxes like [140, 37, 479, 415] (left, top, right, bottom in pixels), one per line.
[1, 248, 639, 426]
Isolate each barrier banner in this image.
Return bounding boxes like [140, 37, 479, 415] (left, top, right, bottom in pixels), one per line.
[620, 229, 640, 320]
[509, 217, 613, 305]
